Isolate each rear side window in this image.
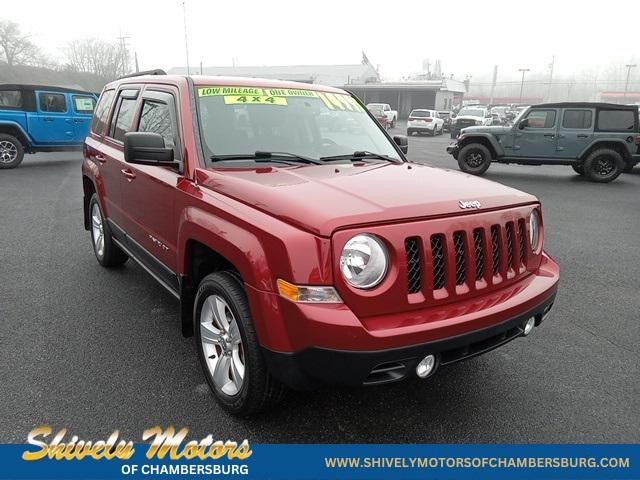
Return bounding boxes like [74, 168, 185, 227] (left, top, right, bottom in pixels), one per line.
[525, 109, 556, 128]
[39, 92, 67, 112]
[562, 109, 592, 129]
[597, 110, 635, 131]
[73, 95, 96, 114]
[138, 100, 176, 148]
[0, 90, 22, 109]
[91, 90, 115, 134]
[110, 97, 137, 142]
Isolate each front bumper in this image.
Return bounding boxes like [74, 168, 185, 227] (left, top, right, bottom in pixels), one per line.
[263, 291, 555, 388]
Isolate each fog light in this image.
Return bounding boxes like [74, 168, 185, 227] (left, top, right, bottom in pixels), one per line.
[523, 317, 535, 336]
[416, 354, 436, 378]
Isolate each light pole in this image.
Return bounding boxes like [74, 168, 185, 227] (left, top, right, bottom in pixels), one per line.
[623, 64, 636, 102]
[518, 68, 530, 104]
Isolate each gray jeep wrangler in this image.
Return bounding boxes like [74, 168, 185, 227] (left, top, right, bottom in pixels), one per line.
[446, 103, 640, 183]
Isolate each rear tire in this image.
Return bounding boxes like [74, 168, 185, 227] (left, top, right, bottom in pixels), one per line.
[583, 148, 624, 183]
[89, 194, 128, 267]
[0, 134, 25, 169]
[194, 271, 286, 416]
[457, 143, 492, 175]
[571, 164, 584, 176]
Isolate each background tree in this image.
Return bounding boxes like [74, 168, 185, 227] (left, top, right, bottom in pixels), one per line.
[64, 38, 129, 80]
[0, 20, 42, 67]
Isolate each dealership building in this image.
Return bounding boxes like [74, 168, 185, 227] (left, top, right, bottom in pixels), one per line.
[168, 64, 466, 118]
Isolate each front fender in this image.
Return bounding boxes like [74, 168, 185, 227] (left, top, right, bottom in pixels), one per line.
[459, 133, 505, 157]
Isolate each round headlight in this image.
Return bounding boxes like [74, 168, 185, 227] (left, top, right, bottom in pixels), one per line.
[529, 210, 540, 252]
[340, 234, 388, 289]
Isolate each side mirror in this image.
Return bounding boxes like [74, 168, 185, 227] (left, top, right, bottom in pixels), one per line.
[124, 132, 176, 166]
[393, 134, 408, 154]
[518, 119, 529, 130]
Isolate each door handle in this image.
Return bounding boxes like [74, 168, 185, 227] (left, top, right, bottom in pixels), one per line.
[43, 117, 54, 122]
[95, 154, 106, 164]
[73, 118, 85, 123]
[543, 134, 555, 138]
[577, 134, 589, 138]
[121, 168, 137, 181]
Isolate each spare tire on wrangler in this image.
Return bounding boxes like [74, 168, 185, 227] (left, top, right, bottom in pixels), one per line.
[583, 148, 624, 183]
[457, 143, 492, 175]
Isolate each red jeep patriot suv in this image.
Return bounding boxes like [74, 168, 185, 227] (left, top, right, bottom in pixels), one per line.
[82, 73, 559, 415]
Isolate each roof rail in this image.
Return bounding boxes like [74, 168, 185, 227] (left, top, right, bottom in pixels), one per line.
[118, 69, 167, 79]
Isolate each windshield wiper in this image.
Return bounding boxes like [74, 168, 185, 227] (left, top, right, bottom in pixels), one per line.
[209, 151, 322, 165]
[319, 151, 402, 164]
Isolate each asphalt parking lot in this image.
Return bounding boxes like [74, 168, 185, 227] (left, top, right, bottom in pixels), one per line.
[1, 128, 639, 444]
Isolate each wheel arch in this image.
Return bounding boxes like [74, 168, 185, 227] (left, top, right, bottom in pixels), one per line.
[177, 211, 272, 338]
[579, 140, 631, 165]
[82, 176, 97, 230]
[458, 134, 503, 158]
[0, 122, 32, 152]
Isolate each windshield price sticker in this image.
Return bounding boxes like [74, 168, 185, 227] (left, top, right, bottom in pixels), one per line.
[316, 92, 364, 112]
[198, 86, 364, 111]
[223, 95, 288, 106]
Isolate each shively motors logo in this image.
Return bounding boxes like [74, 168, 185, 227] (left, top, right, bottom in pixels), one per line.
[459, 200, 482, 209]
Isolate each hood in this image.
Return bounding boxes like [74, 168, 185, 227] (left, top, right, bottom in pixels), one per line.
[455, 115, 485, 121]
[196, 163, 537, 237]
[461, 125, 512, 135]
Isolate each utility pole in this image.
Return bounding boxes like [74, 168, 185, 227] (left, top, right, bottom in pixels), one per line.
[623, 64, 636, 101]
[546, 55, 555, 101]
[199, 61, 203, 75]
[518, 68, 530, 104]
[182, 1, 190, 75]
[116, 31, 130, 76]
[134, 52, 139, 73]
[488, 65, 498, 106]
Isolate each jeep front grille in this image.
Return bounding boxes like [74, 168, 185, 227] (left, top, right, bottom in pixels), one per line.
[405, 237, 422, 294]
[404, 218, 528, 295]
[473, 228, 485, 281]
[430, 234, 446, 290]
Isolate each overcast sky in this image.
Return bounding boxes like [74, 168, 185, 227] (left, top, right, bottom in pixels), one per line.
[6, 0, 639, 81]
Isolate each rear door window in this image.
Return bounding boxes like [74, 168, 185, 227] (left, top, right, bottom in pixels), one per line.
[562, 109, 592, 129]
[91, 90, 115, 135]
[108, 90, 139, 142]
[38, 92, 67, 113]
[72, 95, 96, 114]
[597, 110, 635, 131]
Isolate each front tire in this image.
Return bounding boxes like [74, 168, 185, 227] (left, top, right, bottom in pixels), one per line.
[0, 134, 25, 169]
[89, 194, 128, 267]
[194, 271, 286, 416]
[583, 148, 624, 183]
[457, 143, 492, 175]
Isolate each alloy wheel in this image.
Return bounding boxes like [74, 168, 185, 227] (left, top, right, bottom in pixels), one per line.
[593, 156, 615, 177]
[200, 294, 245, 396]
[91, 203, 105, 258]
[0, 141, 18, 164]
[465, 150, 485, 168]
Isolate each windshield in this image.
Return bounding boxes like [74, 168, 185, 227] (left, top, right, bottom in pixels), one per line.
[410, 110, 431, 117]
[197, 86, 401, 164]
[458, 108, 485, 117]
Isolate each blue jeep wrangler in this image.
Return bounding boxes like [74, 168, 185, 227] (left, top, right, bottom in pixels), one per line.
[0, 84, 98, 169]
[447, 102, 640, 183]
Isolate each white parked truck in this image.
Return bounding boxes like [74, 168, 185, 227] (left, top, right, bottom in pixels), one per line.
[366, 103, 397, 128]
